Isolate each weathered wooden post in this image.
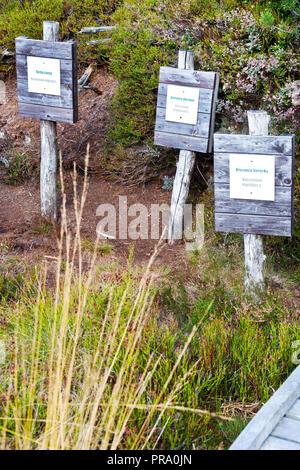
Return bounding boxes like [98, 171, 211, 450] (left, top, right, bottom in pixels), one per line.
[244, 111, 270, 294]
[40, 21, 59, 222]
[168, 50, 196, 243]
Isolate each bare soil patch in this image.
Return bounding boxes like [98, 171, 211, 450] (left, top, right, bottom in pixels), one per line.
[0, 67, 187, 270]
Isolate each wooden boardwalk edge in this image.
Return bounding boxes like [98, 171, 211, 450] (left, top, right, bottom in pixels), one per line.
[230, 365, 300, 450]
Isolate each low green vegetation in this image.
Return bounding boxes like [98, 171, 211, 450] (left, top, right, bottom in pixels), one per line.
[0, 166, 299, 449]
[0, 231, 299, 449]
[0, 0, 118, 51]
[3, 151, 37, 186]
[0, 0, 299, 450]
[0, 263, 24, 304]
[0, 0, 298, 144]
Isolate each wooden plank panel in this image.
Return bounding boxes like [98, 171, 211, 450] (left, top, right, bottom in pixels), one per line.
[261, 436, 300, 450]
[155, 114, 210, 138]
[215, 184, 292, 217]
[17, 80, 73, 108]
[154, 131, 208, 153]
[159, 66, 216, 89]
[157, 85, 213, 114]
[214, 153, 293, 187]
[286, 399, 300, 421]
[214, 134, 294, 156]
[18, 102, 75, 123]
[272, 417, 300, 444]
[215, 213, 292, 236]
[16, 54, 73, 84]
[15, 37, 74, 60]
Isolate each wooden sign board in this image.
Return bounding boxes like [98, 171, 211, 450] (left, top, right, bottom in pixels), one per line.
[229, 153, 275, 201]
[15, 37, 78, 124]
[214, 134, 295, 237]
[154, 67, 219, 153]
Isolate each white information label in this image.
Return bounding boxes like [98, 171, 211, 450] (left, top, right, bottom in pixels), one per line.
[165, 85, 199, 125]
[230, 153, 275, 201]
[27, 56, 61, 96]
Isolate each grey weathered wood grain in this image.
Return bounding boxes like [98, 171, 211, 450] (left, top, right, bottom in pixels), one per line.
[86, 38, 112, 45]
[215, 184, 292, 217]
[248, 110, 270, 136]
[156, 106, 210, 121]
[157, 83, 213, 114]
[155, 113, 210, 137]
[286, 399, 300, 421]
[272, 417, 300, 444]
[18, 102, 75, 123]
[230, 365, 300, 450]
[154, 131, 208, 153]
[214, 153, 293, 187]
[159, 66, 216, 89]
[155, 64, 218, 154]
[40, 118, 58, 220]
[214, 127, 294, 238]
[261, 436, 300, 450]
[215, 213, 292, 236]
[168, 150, 196, 241]
[15, 36, 74, 59]
[214, 134, 294, 156]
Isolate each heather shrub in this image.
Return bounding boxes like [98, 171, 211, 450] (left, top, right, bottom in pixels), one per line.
[108, 0, 178, 144]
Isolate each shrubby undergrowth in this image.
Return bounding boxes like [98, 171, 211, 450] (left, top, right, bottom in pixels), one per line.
[108, 0, 299, 142]
[1, 227, 299, 449]
[0, 0, 298, 142]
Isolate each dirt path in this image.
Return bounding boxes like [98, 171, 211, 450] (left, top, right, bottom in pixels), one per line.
[0, 67, 192, 271]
